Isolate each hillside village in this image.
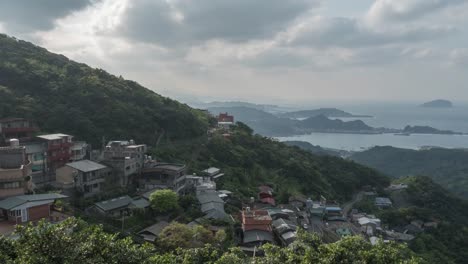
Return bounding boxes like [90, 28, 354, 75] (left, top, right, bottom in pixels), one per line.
[0, 113, 439, 255]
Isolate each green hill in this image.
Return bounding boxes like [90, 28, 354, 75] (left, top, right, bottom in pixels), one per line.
[0, 33, 389, 202]
[351, 146, 468, 199]
[0, 34, 209, 146]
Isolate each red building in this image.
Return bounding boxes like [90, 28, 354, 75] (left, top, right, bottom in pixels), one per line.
[217, 113, 234, 123]
[242, 209, 272, 232]
[0, 118, 38, 144]
[258, 185, 276, 206]
[36, 134, 73, 170]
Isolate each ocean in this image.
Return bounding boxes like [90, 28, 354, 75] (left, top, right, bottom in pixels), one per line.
[276, 103, 468, 151]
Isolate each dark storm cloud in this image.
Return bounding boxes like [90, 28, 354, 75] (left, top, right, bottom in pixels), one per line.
[119, 0, 318, 46]
[0, 0, 93, 32]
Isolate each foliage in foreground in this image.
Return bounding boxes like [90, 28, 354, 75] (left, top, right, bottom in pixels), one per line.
[0, 218, 420, 264]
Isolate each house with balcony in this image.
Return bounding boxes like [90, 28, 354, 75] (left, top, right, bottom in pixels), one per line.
[56, 160, 110, 197]
[70, 141, 89, 162]
[138, 162, 186, 190]
[0, 139, 33, 198]
[22, 141, 48, 184]
[101, 140, 147, 186]
[0, 118, 38, 144]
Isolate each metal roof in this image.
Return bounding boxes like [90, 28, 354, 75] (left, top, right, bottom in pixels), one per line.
[37, 133, 71, 140]
[66, 160, 107, 172]
[130, 198, 150, 209]
[0, 193, 67, 210]
[243, 230, 274, 244]
[203, 167, 220, 175]
[95, 196, 133, 212]
[197, 190, 224, 204]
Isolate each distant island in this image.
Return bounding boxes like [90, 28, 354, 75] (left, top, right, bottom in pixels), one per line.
[279, 108, 373, 119]
[403, 125, 462, 135]
[420, 99, 453, 108]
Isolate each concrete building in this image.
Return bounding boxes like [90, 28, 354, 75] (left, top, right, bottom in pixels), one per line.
[241, 208, 274, 250]
[101, 140, 146, 186]
[0, 193, 67, 223]
[56, 160, 111, 197]
[22, 142, 48, 184]
[70, 141, 89, 162]
[138, 162, 186, 190]
[217, 113, 234, 129]
[0, 118, 38, 144]
[0, 140, 33, 198]
[36, 133, 74, 171]
[375, 197, 393, 208]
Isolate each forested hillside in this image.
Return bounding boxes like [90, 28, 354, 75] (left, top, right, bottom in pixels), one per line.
[0, 34, 209, 146]
[351, 146, 468, 199]
[377, 176, 468, 263]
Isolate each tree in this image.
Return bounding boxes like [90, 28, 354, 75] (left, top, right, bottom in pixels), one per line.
[149, 189, 179, 214]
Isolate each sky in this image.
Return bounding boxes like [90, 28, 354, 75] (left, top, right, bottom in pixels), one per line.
[1, 0, 468, 104]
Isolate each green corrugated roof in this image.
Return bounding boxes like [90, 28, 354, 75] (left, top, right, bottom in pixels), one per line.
[95, 196, 133, 211]
[0, 193, 67, 210]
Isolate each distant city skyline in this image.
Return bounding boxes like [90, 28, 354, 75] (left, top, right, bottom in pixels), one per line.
[1, 0, 467, 103]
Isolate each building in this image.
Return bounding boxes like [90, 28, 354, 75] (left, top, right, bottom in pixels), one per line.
[0, 140, 33, 198]
[93, 195, 149, 217]
[241, 209, 274, 250]
[0, 193, 67, 223]
[56, 160, 111, 197]
[358, 216, 382, 236]
[272, 218, 297, 246]
[375, 197, 393, 208]
[217, 113, 234, 129]
[36, 133, 74, 171]
[258, 185, 276, 206]
[325, 206, 343, 219]
[0, 118, 38, 144]
[197, 189, 227, 220]
[101, 140, 147, 186]
[138, 221, 170, 243]
[70, 141, 89, 162]
[22, 142, 48, 184]
[289, 195, 307, 209]
[138, 162, 186, 190]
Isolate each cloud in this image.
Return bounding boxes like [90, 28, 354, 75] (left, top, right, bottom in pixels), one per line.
[0, 0, 94, 33]
[118, 0, 318, 46]
[450, 49, 468, 67]
[365, 0, 467, 25]
[288, 16, 455, 48]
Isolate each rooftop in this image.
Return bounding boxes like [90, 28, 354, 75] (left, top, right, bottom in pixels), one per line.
[95, 196, 133, 212]
[0, 193, 67, 210]
[37, 133, 71, 140]
[203, 167, 221, 175]
[66, 160, 107, 172]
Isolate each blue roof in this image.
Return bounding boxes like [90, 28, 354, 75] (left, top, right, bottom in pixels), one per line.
[325, 206, 342, 211]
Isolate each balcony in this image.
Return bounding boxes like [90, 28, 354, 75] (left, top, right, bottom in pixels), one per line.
[0, 161, 31, 182]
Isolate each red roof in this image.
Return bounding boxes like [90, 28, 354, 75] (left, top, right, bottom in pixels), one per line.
[242, 209, 272, 232]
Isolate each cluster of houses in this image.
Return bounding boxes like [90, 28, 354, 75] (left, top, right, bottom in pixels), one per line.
[0, 115, 235, 226]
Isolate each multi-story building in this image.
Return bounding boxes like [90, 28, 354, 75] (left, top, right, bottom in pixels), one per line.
[138, 162, 186, 190]
[0, 139, 33, 198]
[101, 140, 147, 186]
[70, 141, 89, 162]
[56, 160, 111, 197]
[22, 142, 48, 184]
[36, 133, 73, 171]
[0, 118, 38, 144]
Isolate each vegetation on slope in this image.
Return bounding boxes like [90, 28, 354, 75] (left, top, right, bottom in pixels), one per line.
[0, 218, 420, 264]
[375, 176, 468, 264]
[351, 146, 468, 199]
[0, 34, 209, 146]
[153, 124, 389, 202]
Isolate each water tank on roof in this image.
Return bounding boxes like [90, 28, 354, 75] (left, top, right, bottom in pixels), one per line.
[129, 139, 135, 145]
[9, 138, 19, 147]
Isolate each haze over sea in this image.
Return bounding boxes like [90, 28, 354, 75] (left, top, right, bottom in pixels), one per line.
[277, 102, 468, 151]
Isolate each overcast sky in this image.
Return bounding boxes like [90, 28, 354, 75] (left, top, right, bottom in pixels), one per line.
[1, 0, 467, 104]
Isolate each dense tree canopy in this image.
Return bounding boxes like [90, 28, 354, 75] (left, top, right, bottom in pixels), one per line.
[0, 218, 420, 264]
[149, 189, 179, 214]
[0, 34, 209, 146]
